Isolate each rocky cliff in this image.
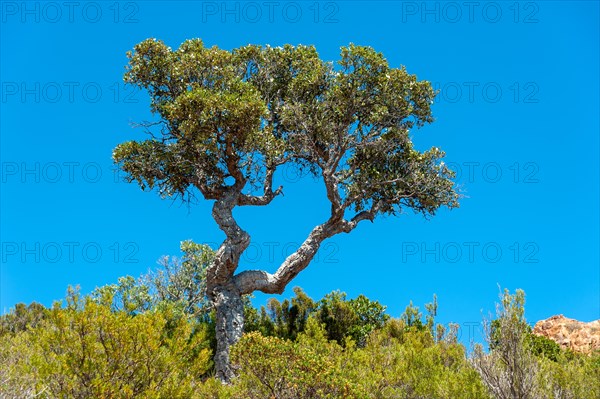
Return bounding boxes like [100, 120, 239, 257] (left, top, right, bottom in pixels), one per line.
[533, 315, 600, 354]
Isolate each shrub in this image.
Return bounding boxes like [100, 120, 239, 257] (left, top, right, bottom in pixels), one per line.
[230, 320, 363, 399]
[0, 290, 212, 399]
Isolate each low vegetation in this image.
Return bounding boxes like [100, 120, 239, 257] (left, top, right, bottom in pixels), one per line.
[1, 243, 598, 398]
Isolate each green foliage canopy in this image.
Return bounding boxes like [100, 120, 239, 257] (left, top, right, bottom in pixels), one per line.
[114, 39, 458, 217]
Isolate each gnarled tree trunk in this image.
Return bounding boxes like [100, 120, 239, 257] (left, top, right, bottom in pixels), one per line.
[212, 284, 244, 383]
[206, 188, 250, 383]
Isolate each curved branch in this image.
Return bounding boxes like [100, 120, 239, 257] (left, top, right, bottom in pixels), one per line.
[206, 189, 250, 294]
[194, 181, 224, 201]
[238, 186, 283, 206]
[323, 171, 343, 218]
[237, 166, 284, 206]
[233, 203, 378, 295]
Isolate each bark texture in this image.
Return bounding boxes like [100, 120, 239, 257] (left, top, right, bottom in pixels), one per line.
[212, 284, 244, 383]
[206, 189, 251, 383]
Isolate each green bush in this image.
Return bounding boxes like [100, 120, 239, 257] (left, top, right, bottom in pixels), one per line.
[0, 291, 212, 399]
[230, 323, 363, 398]
[347, 320, 489, 399]
[0, 301, 47, 336]
[529, 333, 563, 362]
[537, 351, 600, 399]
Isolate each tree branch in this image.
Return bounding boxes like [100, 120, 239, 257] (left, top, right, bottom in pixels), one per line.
[224, 135, 245, 190]
[206, 189, 250, 294]
[232, 202, 379, 295]
[194, 181, 223, 201]
[323, 171, 343, 218]
[237, 166, 283, 206]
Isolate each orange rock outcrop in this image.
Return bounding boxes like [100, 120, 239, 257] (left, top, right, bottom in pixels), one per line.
[533, 315, 600, 354]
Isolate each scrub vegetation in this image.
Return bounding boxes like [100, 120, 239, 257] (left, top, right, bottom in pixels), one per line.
[2, 243, 597, 398]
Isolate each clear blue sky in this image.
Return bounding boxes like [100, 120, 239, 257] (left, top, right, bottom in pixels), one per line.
[1, 1, 598, 344]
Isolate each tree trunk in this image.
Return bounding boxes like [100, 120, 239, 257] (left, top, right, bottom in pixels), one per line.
[213, 284, 244, 383]
[207, 189, 373, 383]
